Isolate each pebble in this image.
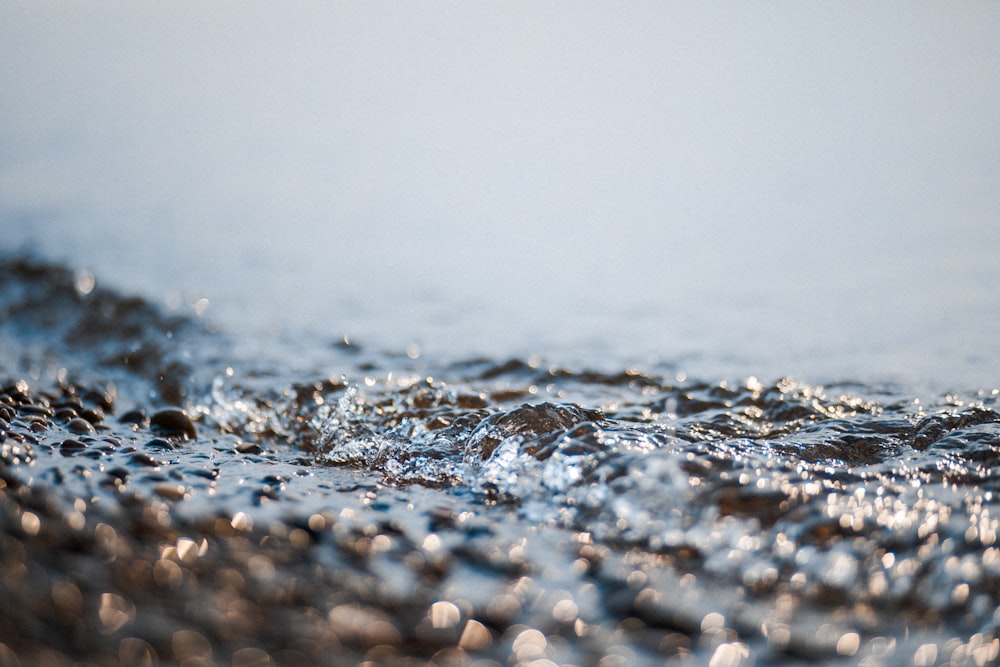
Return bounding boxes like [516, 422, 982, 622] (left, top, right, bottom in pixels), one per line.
[82, 388, 116, 412]
[55, 407, 79, 422]
[67, 418, 96, 435]
[150, 408, 196, 440]
[120, 410, 150, 427]
[80, 407, 104, 424]
[146, 437, 178, 451]
[20, 404, 54, 418]
[131, 453, 164, 467]
[28, 418, 50, 433]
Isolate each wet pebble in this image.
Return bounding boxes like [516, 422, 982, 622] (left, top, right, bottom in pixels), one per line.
[146, 437, 178, 451]
[131, 453, 163, 467]
[79, 407, 104, 424]
[82, 387, 116, 412]
[60, 438, 87, 451]
[67, 418, 96, 435]
[54, 407, 79, 422]
[19, 403, 54, 418]
[150, 408, 196, 440]
[53, 397, 84, 411]
[28, 418, 50, 433]
[120, 409, 149, 428]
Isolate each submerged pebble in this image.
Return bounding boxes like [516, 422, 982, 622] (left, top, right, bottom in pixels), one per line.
[60, 438, 87, 451]
[150, 408, 196, 440]
[145, 437, 177, 451]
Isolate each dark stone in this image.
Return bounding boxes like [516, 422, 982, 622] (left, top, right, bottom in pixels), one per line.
[53, 398, 84, 412]
[20, 404, 54, 418]
[80, 407, 104, 425]
[54, 407, 79, 422]
[150, 408, 196, 440]
[130, 453, 162, 467]
[82, 388, 116, 413]
[146, 437, 178, 451]
[119, 410, 149, 427]
[67, 418, 96, 435]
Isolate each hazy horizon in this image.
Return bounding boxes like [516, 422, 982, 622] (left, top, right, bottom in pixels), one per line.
[3, 2, 999, 384]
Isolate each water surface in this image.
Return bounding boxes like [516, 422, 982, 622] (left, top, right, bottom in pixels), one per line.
[2, 4, 1000, 666]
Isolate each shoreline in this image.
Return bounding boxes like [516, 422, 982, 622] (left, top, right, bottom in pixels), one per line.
[2, 256, 1000, 666]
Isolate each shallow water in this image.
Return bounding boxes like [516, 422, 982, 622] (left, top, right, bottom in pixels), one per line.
[2, 256, 1000, 666]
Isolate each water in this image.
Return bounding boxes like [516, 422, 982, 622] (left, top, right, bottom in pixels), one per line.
[2, 258, 1000, 667]
[3, 4, 1000, 666]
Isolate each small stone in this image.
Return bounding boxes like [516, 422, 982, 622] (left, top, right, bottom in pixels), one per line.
[67, 418, 96, 435]
[20, 404, 54, 418]
[130, 453, 163, 467]
[80, 407, 104, 425]
[146, 437, 178, 451]
[60, 438, 87, 450]
[54, 407, 80, 422]
[53, 396, 84, 410]
[82, 387, 116, 412]
[150, 408, 196, 440]
[120, 409, 149, 427]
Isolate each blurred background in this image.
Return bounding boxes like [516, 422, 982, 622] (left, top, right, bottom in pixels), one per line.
[2, 2, 999, 385]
